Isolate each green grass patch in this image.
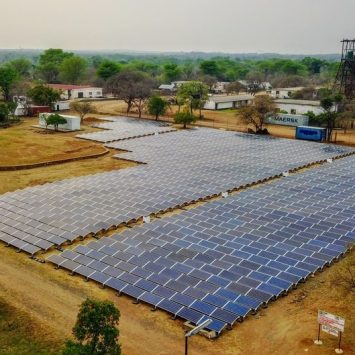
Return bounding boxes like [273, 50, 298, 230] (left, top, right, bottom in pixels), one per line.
[0, 298, 62, 355]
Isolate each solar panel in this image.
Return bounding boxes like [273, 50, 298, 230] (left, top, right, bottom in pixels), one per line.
[2, 128, 353, 255]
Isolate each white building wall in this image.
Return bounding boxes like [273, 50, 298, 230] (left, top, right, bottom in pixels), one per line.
[276, 103, 324, 115]
[204, 100, 216, 110]
[217, 102, 233, 109]
[71, 88, 103, 99]
[39, 113, 81, 131]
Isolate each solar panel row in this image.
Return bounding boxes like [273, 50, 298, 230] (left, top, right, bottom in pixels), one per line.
[47, 155, 355, 336]
[77, 116, 175, 143]
[0, 128, 353, 255]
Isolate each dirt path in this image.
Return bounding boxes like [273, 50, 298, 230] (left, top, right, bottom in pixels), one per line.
[0, 245, 353, 355]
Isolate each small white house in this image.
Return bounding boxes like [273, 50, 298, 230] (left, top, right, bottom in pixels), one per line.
[47, 84, 103, 100]
[270, 87, 304, 99]
[39, 113, 81, 131]
[274, 99, 325, 115]
[52, 101, 70, 111]
[204, 95, 254, 110]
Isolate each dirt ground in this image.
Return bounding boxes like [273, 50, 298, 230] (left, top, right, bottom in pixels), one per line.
[0, 244, 353, 355]
[0, 117, 136, 193]
[1, 106, 354, 354]
[91, 99, 355, 146]
[0, 118, 107, 166]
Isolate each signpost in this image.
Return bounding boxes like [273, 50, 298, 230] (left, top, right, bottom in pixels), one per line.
[315, 310, 345, 353]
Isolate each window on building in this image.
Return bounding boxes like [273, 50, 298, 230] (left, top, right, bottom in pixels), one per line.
[291, 109, 296, 114]
[97, 91, 101, 95]
[288, 91, 292, 97]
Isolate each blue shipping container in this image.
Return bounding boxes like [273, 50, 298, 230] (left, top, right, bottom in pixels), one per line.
[295, 126, 326, 142]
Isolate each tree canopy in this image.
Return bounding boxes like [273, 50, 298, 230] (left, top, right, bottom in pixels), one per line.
[63, 298, 121, 355]
[97, 60, 121, 81]
[0, 66, 18, 101]
[27, 84, 61, 106]
[59, 56, 87, 84]
[240, 95, 276, 133]
[176, 81, 209, 117]
[147, 96, 168, 120]
[105, 70, 155, 116]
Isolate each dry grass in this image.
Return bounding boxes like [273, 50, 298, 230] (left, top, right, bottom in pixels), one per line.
[91, 99, 355, 146]
[0, 117, 137, 193]
[0, 243, 354, 355]
[0, 117, 105, 166]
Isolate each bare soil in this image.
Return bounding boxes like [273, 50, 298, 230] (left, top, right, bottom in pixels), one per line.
[0, 244, 353, 355]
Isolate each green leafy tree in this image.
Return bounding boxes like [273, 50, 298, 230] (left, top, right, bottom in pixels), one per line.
[37, 48, 73, 82]
[0, 102, 10, 122]
[147, 96, 168, 120]
[176, 81, 209, 117]
[45, 113, 67, 131]
[174, 110, 197, 129]
[0, 66, 18, 101]
[63, 298, 121, 355]
[97, 60, 121, 81]
[7, 58, 32, 77]
[70, 101, 96, 123]
[301, 57, 325, 75]
[59, 56, 87, 84]
[28, 84, 61, 106]
[163, 63, 181, 82]
[200, 60, 220, 77]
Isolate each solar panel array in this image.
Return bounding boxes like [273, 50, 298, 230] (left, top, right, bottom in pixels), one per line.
[76, 116, 175, 143]
[48, 156, 355, 335]
[0, 128, 353, 255]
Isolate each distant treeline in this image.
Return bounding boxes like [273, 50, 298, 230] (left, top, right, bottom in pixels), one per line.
[0, 48, 341, 95]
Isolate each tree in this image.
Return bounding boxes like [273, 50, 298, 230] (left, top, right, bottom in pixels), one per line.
[240, 95, 276, 133]
[200, 60, 219, 77]
[0, 66, 18, 101]
[59, 56, 87, 84]
[226, 81, 245, 95]
[27, 84, 61, 106]
[163, 63, 181, 82]
[301, 57, 326, 75]
[176, 81, 209, 118]
[105, 70, 154, 116]
[7, 58, 32, 77]
[63, 298, 121, 355]
[37, 48, 73, 83]
[318, 96, 339, 141]
[198, 75, 217, 92]
[70, 101, 96, 123]
[0, 102, 11, 122]
[97, 61, 121, 81]
[174, 111, 197, 129]
[147, 96, 168, 120]
[45, 113, 67, 131]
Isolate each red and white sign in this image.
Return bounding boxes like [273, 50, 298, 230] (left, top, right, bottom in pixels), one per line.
[318, 310, 345, 332]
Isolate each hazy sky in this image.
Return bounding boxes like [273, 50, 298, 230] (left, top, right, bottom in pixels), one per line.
[1, 0, 354, 53]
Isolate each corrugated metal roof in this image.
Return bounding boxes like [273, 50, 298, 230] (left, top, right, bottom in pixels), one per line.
[47, 84, 101, 91]
[274, 99, 321, 106]
[208, 95, 254, 103]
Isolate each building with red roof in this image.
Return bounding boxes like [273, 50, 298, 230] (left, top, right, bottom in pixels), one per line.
[47, 84, 103, 100]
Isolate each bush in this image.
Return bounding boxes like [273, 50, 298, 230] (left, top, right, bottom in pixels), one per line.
[174, 111, 197, 129]
[63, 298, 121, 355]
[45, 114, 67, 131]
